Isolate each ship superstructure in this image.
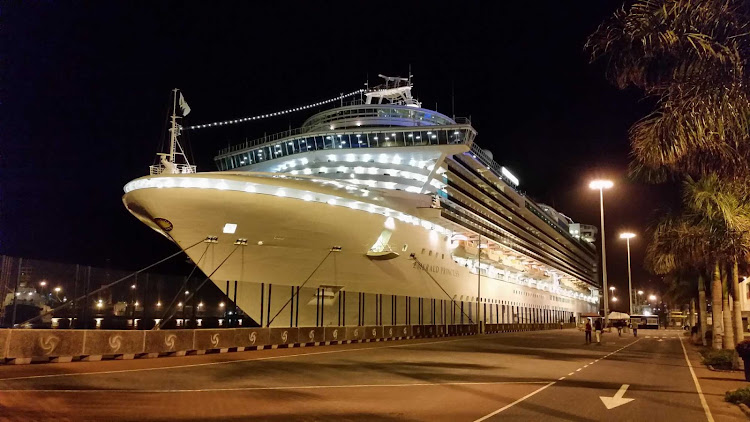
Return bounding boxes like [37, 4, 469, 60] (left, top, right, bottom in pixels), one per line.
[123, 76, 600, 328]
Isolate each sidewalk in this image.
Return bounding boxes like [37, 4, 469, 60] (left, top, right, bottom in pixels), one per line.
[687, 342, 749, 420]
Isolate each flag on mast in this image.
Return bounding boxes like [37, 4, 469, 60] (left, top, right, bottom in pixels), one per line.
[179, 92, 191, 116]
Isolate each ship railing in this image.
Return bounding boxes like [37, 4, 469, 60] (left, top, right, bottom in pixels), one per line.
[217, 127, 313, 156]
[149, 163, 198, 175]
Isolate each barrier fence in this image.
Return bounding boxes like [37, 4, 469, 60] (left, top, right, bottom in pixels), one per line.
[0, 322, 572, 365]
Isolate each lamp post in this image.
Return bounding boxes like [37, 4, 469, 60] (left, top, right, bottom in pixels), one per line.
[619, 232, 636, 315]
[590, 179, 613, 328]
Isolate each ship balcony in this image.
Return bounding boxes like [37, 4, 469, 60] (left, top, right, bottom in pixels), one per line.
[215, 125, 476, 172]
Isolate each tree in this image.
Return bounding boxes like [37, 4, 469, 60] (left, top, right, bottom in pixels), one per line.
[587, 0, 750, 181]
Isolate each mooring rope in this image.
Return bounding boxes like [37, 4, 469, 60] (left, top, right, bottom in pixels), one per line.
[18, 238, 208, 327]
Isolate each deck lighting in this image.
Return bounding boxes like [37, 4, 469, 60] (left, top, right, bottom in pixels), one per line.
[501, 167, 520, 186]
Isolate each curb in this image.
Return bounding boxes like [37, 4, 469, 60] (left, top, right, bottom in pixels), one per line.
[738, 403, 750, 418]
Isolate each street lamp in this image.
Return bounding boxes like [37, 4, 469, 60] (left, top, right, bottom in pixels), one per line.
[612, 297, 618, 302]
[649, 294, 657, 302]
[619, 232, 636, 315]
[590, 180, 613, 327]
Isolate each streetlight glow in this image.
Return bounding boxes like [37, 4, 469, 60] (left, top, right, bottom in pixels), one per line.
[609, 286, 616, 291]
[638, 290, 644, 295]
[54, 287, 61, 293]
[589, 180, 614, 190]
[649, 294, 657, 301]
[39, 281, 47, 287]
[612, 297, 618, 302]
[619, 232, 636, 239]
[131, 284, 136, 289]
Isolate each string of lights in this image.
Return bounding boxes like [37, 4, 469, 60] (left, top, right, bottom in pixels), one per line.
[184, 89, 365, 130]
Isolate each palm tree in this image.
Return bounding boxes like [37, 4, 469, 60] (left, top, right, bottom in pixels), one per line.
[587, 0, 750, 181]
[646, 212, 714, 346]
[647, 176, 750, 348]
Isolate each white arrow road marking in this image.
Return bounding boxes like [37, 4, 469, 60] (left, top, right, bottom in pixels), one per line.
[600, 384, 635, 410]
[658, 339, 664, 342]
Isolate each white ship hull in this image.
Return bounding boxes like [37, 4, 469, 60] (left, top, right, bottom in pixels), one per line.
[123, 172, 596, 327]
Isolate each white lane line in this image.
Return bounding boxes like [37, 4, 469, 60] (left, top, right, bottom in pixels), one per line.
[0, 380, 550, 394]
[473, 382, 556, 422]
[589, 361, 595, 364]
[678, 335, 715, 422]
[583, 365, 589, 368]
[472, 338, 641, 421]
[557, 377, 566, 381]
[567, 372, 574, 376]
[0, 337, 474, 382]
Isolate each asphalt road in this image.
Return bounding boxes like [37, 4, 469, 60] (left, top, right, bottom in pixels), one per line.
[0, 329, 727, 421]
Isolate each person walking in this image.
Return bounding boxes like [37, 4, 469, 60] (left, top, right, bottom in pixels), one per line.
[616, 320, 622, 337]
[585, 319, 592, 344]
[632, 321, 638, 337]
[594, 318, 602, 344]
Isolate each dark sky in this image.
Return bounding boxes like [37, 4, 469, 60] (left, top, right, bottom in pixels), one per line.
[3, 1, 677, 305]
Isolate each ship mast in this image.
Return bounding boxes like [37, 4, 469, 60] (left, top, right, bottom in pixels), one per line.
[150, 88, 196, 175]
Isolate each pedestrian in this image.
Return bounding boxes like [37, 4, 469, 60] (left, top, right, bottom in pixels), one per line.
[594, 318, 602, 344]
[585, 319, 592, 344]
[632, 321, 638, 337]
[560, 320, 564, 330]
[616, 320, 622, 337]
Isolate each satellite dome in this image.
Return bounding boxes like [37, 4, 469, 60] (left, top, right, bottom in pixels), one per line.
[483, 149, 494, 161]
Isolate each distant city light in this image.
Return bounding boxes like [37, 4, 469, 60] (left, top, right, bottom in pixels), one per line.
[611, 297, 618, 302]
[619, 232, 636, 239]
[131, 284, 136, 289]
[54, 287, 61, 293]
[649, 294, 657, 301]
[219, 302, 225, 308]
[637, 290, 644, 295]
[39, 281, 47, 286]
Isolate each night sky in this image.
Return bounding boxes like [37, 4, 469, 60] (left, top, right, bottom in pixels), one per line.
[3, 1, 677, 305]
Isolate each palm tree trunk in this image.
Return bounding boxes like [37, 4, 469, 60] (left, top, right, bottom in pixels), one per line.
[699, 273, 708, 346]
[712, 261, 723, 350]
[722, 262, 735, 349]
[733, 257, 743, 346]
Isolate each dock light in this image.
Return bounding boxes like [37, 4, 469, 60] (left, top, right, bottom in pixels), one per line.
[589, 180, 614, 190]
[590, 178, 614, 328]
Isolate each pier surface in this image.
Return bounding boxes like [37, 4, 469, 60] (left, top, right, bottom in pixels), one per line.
[0, 329, 740, 421]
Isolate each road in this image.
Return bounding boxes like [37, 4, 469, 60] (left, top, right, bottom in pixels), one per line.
[0, 329, 732, 421]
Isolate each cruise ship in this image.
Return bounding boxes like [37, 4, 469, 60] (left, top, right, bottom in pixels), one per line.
[123, 76, 600, 329]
